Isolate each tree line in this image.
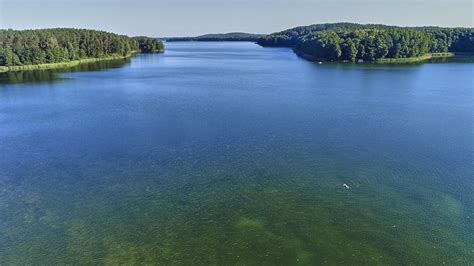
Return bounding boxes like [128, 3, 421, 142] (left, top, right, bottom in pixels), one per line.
[257, 23, 474, 61]
[134, 36, 165, 53]
[167, 33, 262, 42]
[0, 28, 164, 67]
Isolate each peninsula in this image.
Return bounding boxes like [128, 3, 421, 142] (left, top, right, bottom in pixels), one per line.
[257, 23, 474, 63]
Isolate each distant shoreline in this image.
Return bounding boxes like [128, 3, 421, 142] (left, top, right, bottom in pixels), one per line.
[0, 52, 138, 73]
[165, 32, 262, 42]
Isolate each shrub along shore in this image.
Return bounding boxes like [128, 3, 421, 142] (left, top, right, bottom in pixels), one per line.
[294, 51, 455, 64]
[375, 52, 454, 63]
[0, 52, 138, 72]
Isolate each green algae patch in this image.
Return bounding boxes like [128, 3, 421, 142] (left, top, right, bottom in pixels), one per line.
[236, 217, 266, 230]
[438, 194, 463, 218]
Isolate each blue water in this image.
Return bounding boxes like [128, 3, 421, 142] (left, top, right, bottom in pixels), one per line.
[0, 42, 473, 264]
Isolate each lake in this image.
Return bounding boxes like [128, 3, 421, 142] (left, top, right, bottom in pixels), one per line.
[0, 42, 473, 264]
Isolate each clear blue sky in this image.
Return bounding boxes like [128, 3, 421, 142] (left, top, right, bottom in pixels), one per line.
[1, 0, 472, 37]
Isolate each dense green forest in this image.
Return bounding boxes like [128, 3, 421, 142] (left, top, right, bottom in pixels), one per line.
[134, 36, 165, 53]
[258, 23, 474, 61]
[167, 32, 262, 42]
[0, 28, 164, 67]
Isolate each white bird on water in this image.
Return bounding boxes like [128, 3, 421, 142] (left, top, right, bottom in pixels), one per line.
[343, 183, 350, 189]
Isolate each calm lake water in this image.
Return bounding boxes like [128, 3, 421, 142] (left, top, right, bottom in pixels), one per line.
[0, 42, 473, 264]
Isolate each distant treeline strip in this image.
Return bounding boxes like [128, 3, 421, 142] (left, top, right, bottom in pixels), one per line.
[166, 33, 263, 42]
[257, 23, 474, 62]
[0, 29, 164, 68]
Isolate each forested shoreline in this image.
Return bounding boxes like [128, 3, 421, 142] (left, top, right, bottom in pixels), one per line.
[2, 24, 473, 69]
[258, 23, 474, 62]
[0, 29, 164, 71]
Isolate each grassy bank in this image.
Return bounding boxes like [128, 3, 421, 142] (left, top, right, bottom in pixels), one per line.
[0, 52, 139, 73]
[294, 49, 455, 64]
[375, 53, 454, 63]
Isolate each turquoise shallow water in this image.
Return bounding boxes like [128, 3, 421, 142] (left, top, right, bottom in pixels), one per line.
[0, 42, 473, 264]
